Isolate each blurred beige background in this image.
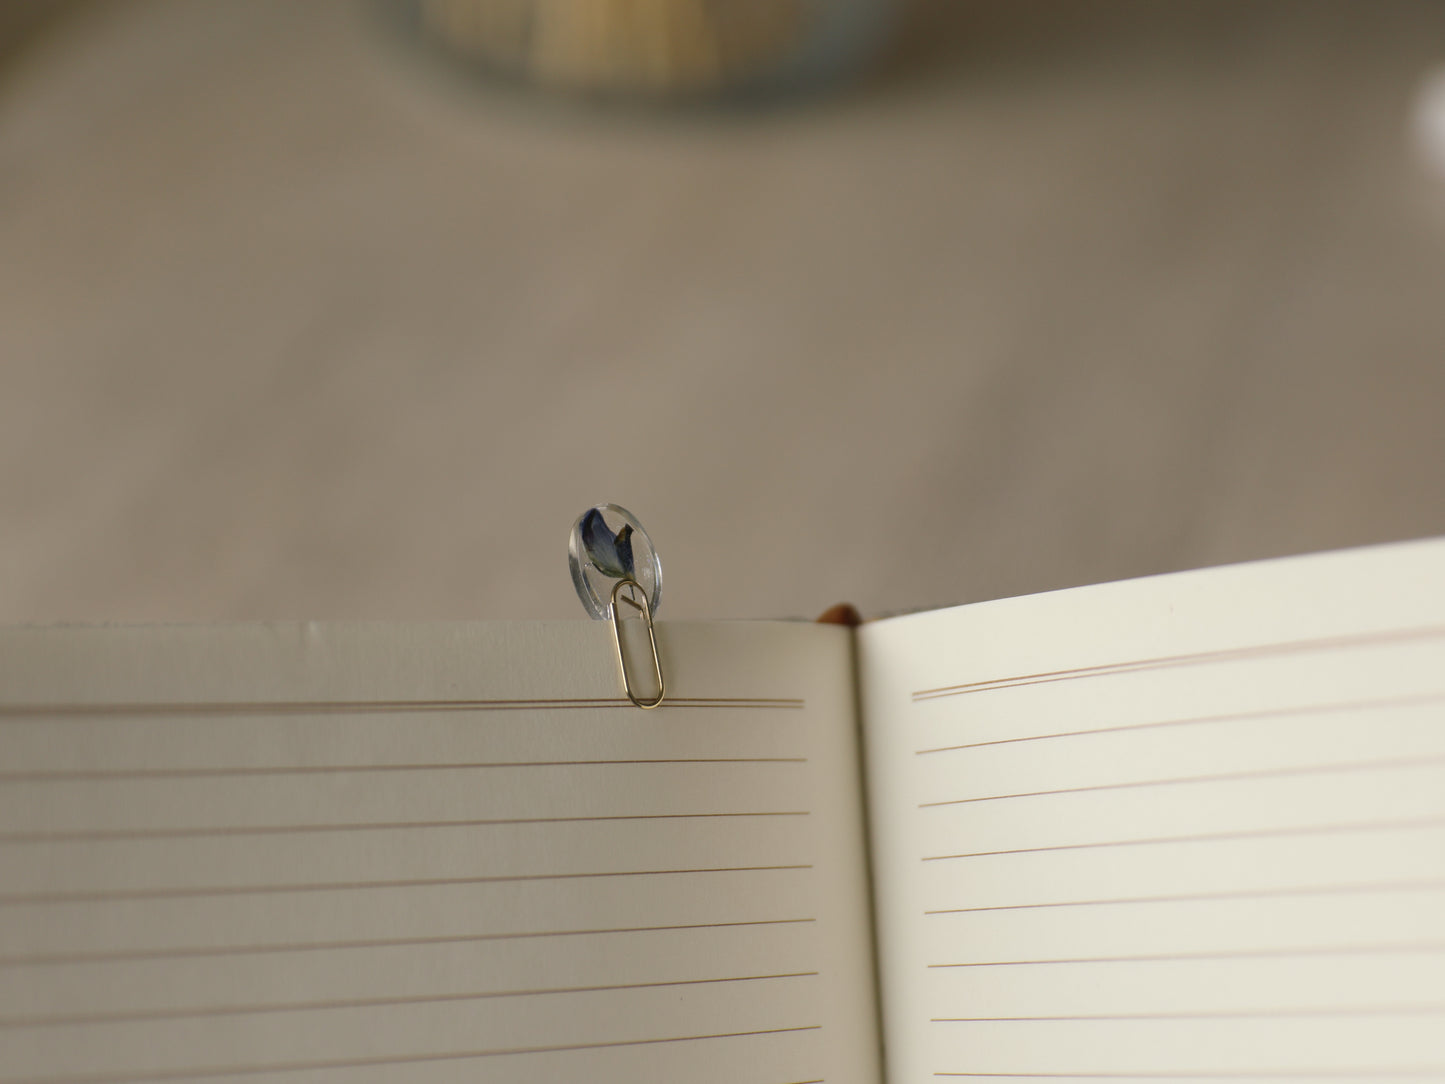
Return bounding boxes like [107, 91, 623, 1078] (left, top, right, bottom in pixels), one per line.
[2, 0, 1444, 622]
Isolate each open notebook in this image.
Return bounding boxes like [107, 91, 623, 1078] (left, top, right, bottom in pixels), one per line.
[3, 538, 1444, 1083]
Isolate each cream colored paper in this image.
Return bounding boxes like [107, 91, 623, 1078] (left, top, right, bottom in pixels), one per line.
[860, 538, 1445, 1083]
[0, 620, 880, 1084]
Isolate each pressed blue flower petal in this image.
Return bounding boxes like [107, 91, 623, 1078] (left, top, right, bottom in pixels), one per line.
[580, 508, 634, 579]
[568, 503, 660, 620]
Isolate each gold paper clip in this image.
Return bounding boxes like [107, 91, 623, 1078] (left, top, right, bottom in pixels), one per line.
[610, 578, 665, 709]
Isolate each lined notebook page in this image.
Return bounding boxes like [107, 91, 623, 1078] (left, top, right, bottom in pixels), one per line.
[858, 538, 1445, 1083]
[0, 620, 880, 1084]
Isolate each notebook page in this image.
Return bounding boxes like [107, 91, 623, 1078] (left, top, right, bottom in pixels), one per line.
[858, 538, 1445, 1083]
[0, 620, 880, 1084]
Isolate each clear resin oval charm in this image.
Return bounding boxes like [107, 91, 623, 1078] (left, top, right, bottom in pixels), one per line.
[568, 504, 662, 620]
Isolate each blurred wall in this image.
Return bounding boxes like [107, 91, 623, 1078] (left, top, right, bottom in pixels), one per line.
[2, 0, 1444, 621]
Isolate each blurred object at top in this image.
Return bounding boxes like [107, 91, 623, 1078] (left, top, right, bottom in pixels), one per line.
[384, 0, 898, 104]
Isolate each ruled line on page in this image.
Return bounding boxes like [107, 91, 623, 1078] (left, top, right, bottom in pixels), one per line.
[0, 756, 810, 784]
[0, 809, 812, 845]
[0, 917, 818, 968]
[926, 943, 1445, 968]
[923, 879, 1445, 915]
[0, 1026, 824, 1084]
[0, 697, 805, 719]
[913, 691, 1445, 756]
[919, 815, 1445, 863]
[917, 753, 1445, 809]
[0, 865, 814, 907]
[0, 971, 821, 1029]
[930, 1007, 1445, 1022]
[911, 623, 1445, 700]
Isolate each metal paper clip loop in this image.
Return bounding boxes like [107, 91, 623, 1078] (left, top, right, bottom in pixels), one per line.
[610, 578, 665, 709]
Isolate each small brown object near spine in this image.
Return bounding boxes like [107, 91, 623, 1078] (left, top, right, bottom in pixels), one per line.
[815, 603, 863, 628]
